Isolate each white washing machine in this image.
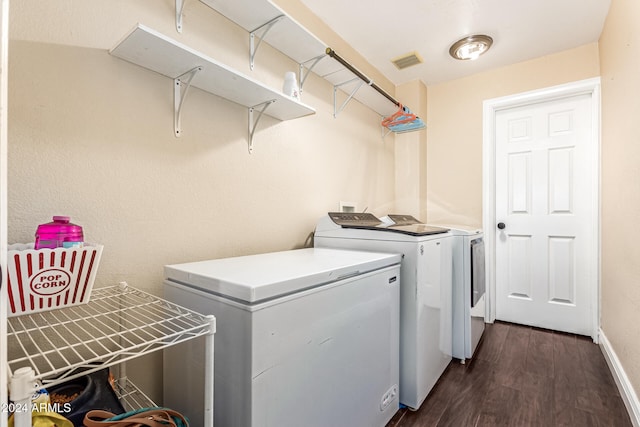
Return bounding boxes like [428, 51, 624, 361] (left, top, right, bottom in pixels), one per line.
[384, 217, 486, 362]
[163, 247, 402, 427]
[314, 213, 453, 411]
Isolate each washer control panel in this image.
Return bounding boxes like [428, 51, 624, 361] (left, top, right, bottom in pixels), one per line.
[328, 212, 382, 227]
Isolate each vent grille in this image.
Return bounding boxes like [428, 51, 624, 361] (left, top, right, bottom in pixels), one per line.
[391, 51, 423, 70]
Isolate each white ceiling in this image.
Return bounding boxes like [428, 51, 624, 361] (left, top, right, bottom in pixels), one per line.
[299, 0, 611, 86]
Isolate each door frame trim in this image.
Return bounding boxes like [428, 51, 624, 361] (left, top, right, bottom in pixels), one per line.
[482, 77, 601, 341]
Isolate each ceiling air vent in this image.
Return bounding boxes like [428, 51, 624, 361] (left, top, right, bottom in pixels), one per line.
[391, 51, 424, 70]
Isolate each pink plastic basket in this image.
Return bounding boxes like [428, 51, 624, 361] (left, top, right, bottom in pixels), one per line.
[6, 243, 104, 317]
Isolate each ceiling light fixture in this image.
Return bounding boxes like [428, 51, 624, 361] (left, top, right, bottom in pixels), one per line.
[449, 34, 493, 60]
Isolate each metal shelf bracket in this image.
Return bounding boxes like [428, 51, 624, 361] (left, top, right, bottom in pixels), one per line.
[174, 66, 202, 138]
[333, 77, 369, 118]
[299, 54, 326, 96]
[249, 15, 284, 70]
[248, 99, 276, 153]
[175, 0, 185, 33]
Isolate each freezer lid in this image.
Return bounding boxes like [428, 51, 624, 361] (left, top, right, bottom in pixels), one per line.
[164, 247, 401, 304]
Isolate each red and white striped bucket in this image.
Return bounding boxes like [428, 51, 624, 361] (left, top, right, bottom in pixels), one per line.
[6, 243, 103, 317]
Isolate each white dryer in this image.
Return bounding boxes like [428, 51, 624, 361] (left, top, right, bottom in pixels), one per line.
[447, 226, 485, 362]
[314, 213, 453, 410]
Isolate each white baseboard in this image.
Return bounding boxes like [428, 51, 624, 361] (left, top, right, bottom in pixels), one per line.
[599, 329, 640, 427]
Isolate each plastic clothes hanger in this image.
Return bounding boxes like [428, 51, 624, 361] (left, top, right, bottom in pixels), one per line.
[381, 104, 426, 133]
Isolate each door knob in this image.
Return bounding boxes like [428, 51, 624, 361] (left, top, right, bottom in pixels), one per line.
[497, 222, 506, 230]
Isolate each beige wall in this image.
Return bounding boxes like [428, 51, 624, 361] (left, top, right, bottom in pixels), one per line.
[599, 0, 640, 401]
[426, 43, 600, 227]
[8, 0, 396, 401]
[395, 80, 428, 219]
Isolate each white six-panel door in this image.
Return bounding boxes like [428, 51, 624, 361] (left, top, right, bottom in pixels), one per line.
[494, 92, 596, 336]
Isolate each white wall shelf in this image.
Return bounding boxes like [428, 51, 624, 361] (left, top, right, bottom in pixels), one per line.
[199, 0, 400, 118]
[7, 283, 216, 427]
[110, 24, 315, 152]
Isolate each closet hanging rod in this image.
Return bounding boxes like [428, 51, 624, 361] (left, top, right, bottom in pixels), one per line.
[325, 47, 399, 107]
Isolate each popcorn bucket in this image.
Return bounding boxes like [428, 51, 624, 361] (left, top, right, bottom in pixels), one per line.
[6, 244, 103, 317]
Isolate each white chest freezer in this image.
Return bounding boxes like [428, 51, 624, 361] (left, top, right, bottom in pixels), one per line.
[163, 247, 401, 427]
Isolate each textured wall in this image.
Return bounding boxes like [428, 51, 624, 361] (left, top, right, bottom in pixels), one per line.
[599, 0, 640, 402]
[8, 0, 396, 402]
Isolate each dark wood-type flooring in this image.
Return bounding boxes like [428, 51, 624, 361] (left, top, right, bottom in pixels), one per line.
[386, 321, 632, 427]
